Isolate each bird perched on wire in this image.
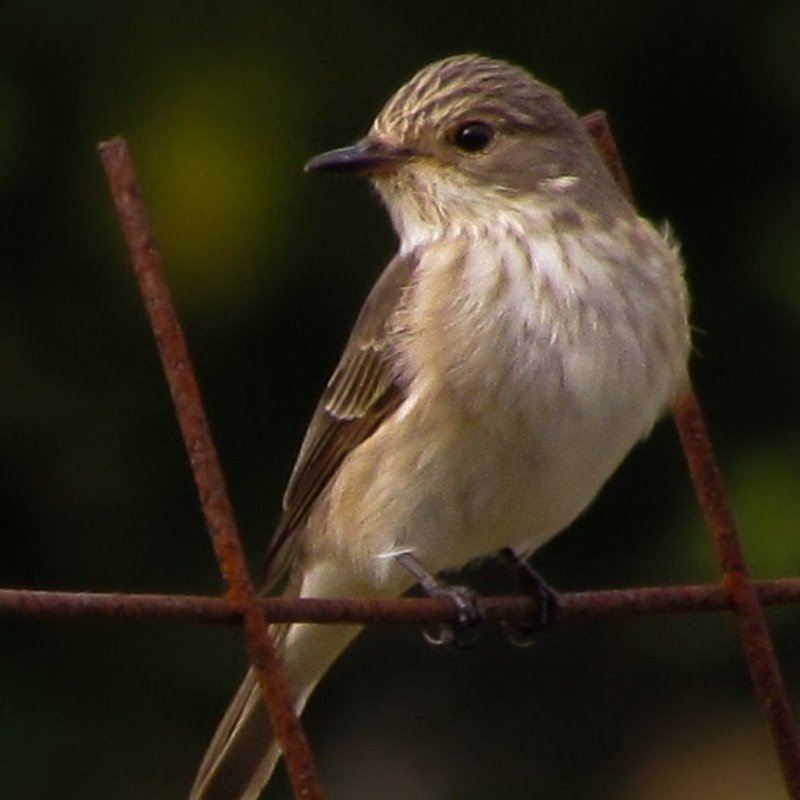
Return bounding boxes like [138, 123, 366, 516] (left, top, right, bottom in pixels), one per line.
[190, 53, 690, 800]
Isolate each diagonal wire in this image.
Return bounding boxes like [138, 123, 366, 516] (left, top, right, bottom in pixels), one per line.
[672, 393, 800, 793]
[97, 137, 324, 800]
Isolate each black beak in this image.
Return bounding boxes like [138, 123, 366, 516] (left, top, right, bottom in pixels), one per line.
[304, 138, 411, 174]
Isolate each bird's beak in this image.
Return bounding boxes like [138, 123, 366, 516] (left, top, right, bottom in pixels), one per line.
[304, 138, 411, 175]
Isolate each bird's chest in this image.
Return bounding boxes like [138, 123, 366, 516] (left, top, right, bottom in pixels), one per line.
[403, 234, 644, 425]
[393, 235, 669, 556]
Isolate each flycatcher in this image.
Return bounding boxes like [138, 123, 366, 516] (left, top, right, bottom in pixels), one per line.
[190, 54, 690, 799]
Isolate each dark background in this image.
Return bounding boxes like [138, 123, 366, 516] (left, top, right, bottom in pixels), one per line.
[1, 2, 799, 798]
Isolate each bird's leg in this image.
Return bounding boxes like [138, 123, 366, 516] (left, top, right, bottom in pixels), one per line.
[498, 547, 559, 646]
[395, 551, 484, 648]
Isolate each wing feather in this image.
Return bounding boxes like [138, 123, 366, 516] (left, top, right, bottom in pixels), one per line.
[263, 251, 417, 580]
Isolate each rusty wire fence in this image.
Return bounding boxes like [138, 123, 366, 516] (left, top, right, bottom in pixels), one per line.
[2, 114, 799, 799]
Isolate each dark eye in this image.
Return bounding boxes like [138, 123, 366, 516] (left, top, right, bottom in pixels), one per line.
[452, 120, 495, 152]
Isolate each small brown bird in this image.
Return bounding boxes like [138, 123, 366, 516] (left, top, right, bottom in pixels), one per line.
[190, 54, 690, 799]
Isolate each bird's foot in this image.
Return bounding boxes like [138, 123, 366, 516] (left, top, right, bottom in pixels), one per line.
[498, 548, 559, 647]
[395, 552, 484, 648]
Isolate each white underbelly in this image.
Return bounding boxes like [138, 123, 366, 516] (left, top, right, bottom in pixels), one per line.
[314, 348, 670, 592]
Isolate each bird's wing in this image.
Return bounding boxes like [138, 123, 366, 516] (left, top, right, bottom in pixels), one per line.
[263, 251, 417, 583]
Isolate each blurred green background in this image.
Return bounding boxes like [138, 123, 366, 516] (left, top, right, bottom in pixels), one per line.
[1, 2, 799, 798]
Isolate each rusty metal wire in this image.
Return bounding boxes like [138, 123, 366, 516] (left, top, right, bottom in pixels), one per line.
[97, 137, 323, 800]
[672, 392, 800, 792]
[0, 115, 795, 800]
[3, 580, 800, 624]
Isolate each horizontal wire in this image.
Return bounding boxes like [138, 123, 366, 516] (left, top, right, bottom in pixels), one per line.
[3, 578, 800, 625]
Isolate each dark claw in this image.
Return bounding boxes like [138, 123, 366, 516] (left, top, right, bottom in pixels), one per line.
[499, 548, 559, 647]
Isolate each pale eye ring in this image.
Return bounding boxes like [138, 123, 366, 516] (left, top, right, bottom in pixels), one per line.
[451, 120, 495, 152]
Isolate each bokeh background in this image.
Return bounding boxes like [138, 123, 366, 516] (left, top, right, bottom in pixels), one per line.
[1, 2, 799, 798]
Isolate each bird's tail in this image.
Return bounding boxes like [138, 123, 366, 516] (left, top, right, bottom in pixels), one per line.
[189, 610, 362, 800]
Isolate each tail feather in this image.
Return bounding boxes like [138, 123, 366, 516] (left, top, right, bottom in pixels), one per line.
[189, 619, 362, 800]
[189, 669, 279, 800]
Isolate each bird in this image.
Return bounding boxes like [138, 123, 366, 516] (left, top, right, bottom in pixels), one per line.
[189, 53, 690, 799]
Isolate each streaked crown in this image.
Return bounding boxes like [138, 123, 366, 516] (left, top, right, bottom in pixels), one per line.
[372, 54, 568, 141]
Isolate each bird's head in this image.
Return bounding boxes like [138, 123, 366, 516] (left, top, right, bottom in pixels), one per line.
[306, 55, 625, 241]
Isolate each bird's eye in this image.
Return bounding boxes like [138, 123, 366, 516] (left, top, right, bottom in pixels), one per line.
[452, 121, 495, 153]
